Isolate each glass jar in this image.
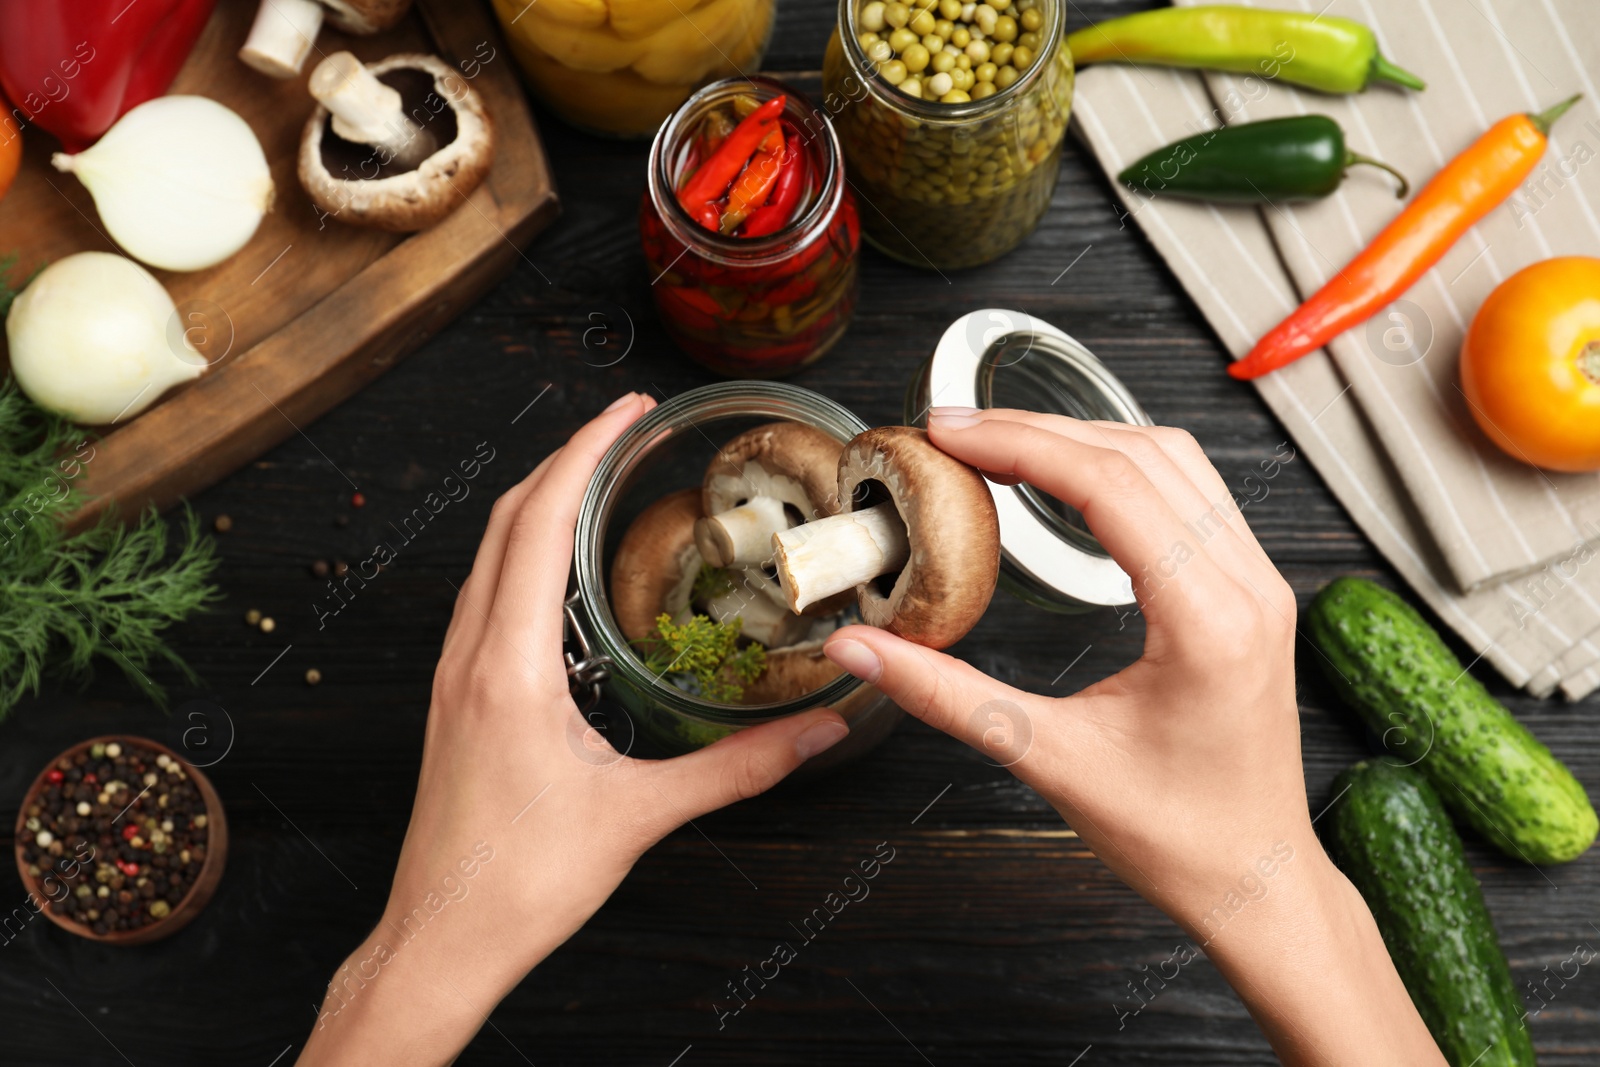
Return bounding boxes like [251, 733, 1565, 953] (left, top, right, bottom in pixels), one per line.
[491, 0, 774, 138]
[821, 0, 1073, 270]
[641, 78, 860, 378]
[565, 315, 1150, 767]
[569, 382, 900, 769]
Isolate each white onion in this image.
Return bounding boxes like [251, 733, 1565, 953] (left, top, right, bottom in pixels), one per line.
[6, 252, 204, 424]
[53, 96, 275, 272]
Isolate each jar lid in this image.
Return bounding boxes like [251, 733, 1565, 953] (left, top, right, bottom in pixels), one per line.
[907, 310, 1149, 612]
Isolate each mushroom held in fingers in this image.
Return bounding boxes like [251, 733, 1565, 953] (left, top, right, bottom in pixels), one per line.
[774, 427, 1000, 649]
[298, 52, 495, 232]
[239, 0, 413, 79]
[695, 422, 844, 569]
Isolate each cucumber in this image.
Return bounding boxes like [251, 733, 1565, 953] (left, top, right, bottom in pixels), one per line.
[1328, 760, 1534, 1067]
[1309, 577, 1597, 865]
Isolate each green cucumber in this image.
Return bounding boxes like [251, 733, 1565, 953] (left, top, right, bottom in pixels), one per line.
[1328, 760, 1534, 1067]
[1309, 577, 1597, 865]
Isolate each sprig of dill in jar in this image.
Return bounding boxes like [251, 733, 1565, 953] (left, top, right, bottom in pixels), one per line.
[0, 379, 220, 718]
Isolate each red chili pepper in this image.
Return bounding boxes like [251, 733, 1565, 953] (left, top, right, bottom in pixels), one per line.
[721, 139, 787, 234]
[742, 134, 808, 238]
[46, 769, 64, 783]
[696, 201, 721, 232]
[0, 0, 215, 151]
[676, 94, 786, 216]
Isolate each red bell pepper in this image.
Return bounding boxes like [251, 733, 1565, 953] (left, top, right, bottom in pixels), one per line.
[0, 0, 215, 151]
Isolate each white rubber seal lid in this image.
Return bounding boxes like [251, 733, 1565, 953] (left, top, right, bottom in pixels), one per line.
[917, 310, 1151, 610]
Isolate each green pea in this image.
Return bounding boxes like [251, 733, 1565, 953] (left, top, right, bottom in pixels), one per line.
[884, 2, 910, 27]
[993, 14, 1017, 41]
[991, 41, 1013, 65]
[971, 81, 997, 99]
[931, 49, 957, 73]
[909, 8, 937, 35]
[1010, 44, 1032, 68]
[1019, 7, 1041, 30]
[889, 26, 919, 50]
[994, 63, 1018, 88]
[976, 60, 996, 82]
[902, 42, 931, 71]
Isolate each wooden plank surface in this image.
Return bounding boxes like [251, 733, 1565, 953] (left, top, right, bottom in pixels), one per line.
[1, 1, 1595, 1064]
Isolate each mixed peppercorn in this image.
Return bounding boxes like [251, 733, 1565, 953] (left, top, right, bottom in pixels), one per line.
[19, 739, 211, 936]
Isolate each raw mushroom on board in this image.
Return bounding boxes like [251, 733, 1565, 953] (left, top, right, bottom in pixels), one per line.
[774, 426, 1000, 650]
[240, 0, 413, 79]
[608, 489, 845, 705]
[297, 52, 495, 232]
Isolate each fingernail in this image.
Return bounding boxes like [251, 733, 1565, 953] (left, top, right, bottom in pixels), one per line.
[603, 392, 639, 413]
[928, 407, 982, 430]
[795, 720, 849, 761]
[824, 637, 882, 683]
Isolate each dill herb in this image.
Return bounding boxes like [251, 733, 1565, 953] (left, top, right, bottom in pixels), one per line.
[0, 381, 220, 718]
[635, 612, 766, 703]
[691, 562, 734, 602]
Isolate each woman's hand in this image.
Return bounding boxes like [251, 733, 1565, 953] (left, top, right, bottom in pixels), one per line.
[822, 408, 1445, 1067]
[299, 393, 848, 1067]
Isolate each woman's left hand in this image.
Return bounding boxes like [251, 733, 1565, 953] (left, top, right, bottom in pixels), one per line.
[299, 392, 849, 1066]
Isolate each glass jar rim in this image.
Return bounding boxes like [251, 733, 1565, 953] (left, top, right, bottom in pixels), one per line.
[575, 382, 872, 726]
[835, 0, 1063, 122]
[647, 76, 847, 270]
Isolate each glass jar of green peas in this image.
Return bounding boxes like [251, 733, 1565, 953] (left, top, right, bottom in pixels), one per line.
[822, 0, 1072, 270]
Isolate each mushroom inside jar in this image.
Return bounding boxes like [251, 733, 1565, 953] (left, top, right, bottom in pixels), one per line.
[608, 421, 1001, 707]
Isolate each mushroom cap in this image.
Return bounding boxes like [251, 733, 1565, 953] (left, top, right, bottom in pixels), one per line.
[323, 0, 412, 33]
[741, 644, 844, 705]
[297, 53, 495, 233]
[838, 426, 999, 649]
[703, 421, 843, 525]
[609, 488, 703, 642]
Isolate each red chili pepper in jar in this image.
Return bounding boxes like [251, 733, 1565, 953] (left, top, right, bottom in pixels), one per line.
[676, 94, 786, 221]
[720, 138, 787, 234]
[742, 133, 808, 238]
[0, 0, 215, 151]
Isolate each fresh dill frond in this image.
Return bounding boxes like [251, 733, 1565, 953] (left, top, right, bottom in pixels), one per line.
[635, 612, 767, 703]
[0, 381, 221, 718]
[691, 562, 734, 603]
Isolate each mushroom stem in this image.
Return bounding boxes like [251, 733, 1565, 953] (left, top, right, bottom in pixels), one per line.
[308, 52, 439, 170]
[239, 0, 327, 79]
[705, 568, 812, 647]
[695, 496, 789, 568]
[773, 502, 910, 614]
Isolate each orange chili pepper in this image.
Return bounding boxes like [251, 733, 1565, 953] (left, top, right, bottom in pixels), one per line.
[1229, 94, 1582, 381]
[720, 138, 787, 235]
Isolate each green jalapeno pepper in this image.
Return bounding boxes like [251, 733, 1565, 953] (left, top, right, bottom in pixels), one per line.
[1118, 115, 1409, 203]
[1067, 5, 1425, 94]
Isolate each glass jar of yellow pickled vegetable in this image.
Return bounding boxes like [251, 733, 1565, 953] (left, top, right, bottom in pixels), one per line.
[491, 0, 775, 138]
[822, 0, 1072, 269]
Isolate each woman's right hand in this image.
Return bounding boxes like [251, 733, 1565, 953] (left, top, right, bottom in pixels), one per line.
[822, 408, 1445, 1067]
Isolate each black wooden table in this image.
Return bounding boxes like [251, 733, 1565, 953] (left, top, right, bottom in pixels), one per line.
[4, 2, 1596, 1063]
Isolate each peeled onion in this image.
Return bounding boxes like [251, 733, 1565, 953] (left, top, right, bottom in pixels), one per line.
[53, 96, 274, 272]
[6, 252, 205, 424]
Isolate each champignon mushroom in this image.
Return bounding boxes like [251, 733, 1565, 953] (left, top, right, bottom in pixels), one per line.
[608, 488, 809, 650]
[297, 52, 495, 232]
[610, 487, 844, 704]
[773, 426, 1000, 650]
[694, 422, 843, 569]
[239, 0, 413, 79]
[609, 488, 705, 642]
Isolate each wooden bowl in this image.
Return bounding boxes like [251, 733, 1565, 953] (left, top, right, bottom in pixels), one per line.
[14, 735, 229, 945]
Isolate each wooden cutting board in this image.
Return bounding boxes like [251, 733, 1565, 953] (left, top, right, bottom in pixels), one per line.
[0, 0, 558, 531]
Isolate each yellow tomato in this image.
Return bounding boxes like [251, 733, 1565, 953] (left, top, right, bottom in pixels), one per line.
[0, 110, 20, 202]
[1460, 256, 1600, 473]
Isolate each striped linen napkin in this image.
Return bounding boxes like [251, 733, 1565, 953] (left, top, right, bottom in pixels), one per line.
[1069, 0, 1600, 698]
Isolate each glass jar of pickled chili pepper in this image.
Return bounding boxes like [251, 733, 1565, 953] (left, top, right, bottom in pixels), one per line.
[641, 77, 860, 377]
[822, 0, 1073, 269]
